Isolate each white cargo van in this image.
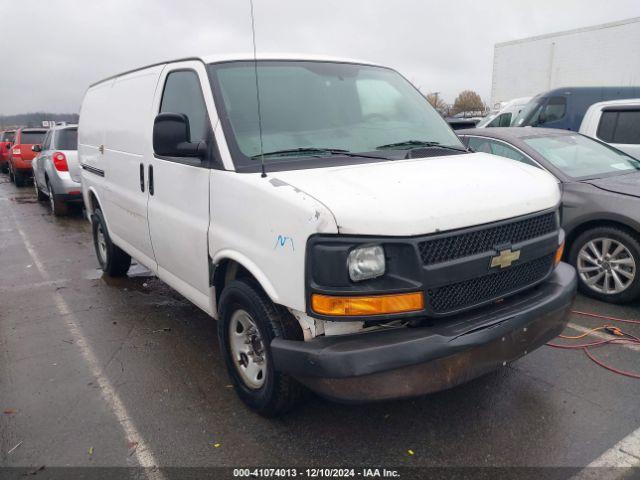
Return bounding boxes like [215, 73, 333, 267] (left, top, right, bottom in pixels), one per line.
[79, 54, 576, 416]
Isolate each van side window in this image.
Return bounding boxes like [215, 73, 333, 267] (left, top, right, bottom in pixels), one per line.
[160, 70, 209, 143]
[597, 110, 640, 145]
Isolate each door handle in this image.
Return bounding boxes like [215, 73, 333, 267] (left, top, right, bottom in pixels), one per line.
[139, 163, 145, 192]
[148, 165, 154, 196]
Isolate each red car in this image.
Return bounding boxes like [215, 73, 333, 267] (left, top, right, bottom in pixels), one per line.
[8, 128, 47, 186]
[0, 129, 16, 173]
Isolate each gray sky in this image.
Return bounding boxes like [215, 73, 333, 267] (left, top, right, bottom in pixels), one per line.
[1, 0, 639, 115]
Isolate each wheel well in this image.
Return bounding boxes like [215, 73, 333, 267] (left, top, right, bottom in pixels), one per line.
[565, 220, 639, 257]
[87, 190, 101, 215]
[212, 259, 257, 304]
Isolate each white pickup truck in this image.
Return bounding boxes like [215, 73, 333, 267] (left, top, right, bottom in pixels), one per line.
[79, 54, 576, 416]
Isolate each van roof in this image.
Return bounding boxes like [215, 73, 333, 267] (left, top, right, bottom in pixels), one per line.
[537, 86, 640, 97]
[90, 53, 381, 88]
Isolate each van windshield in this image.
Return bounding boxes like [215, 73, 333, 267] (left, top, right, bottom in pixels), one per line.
[208, 61, 463, 170]
[514, 97, 544, 126]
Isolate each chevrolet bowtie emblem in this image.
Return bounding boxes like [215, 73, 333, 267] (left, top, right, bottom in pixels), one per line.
[490, 249, 521, 269]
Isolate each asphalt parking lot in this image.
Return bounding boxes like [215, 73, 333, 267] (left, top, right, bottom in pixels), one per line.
[1, 174, 639, 479]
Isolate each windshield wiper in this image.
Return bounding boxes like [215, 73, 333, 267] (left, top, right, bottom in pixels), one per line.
[251, 147, 385, 160]
[376, 140, 469, 153]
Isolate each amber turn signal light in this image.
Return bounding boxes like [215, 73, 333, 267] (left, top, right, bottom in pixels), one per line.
[311, 291, 425, 316]
[555, 240, 565, 265]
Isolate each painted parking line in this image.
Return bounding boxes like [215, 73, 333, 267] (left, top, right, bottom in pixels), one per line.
[11, 212, 164, 478]
[572, 427, 640, 479]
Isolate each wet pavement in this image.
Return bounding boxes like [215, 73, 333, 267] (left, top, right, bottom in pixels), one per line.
[1, 174, 639, 477]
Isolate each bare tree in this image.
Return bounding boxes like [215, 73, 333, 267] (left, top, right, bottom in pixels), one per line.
[452, 90, 486, 116]
[426, 92, 448, 113]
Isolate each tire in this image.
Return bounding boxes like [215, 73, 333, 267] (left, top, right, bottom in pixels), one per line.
[34, 179, 47, 201]
[91, 208, 131, 277]
[568, 226, 640, 304]
[8, 164, 14, 183]
[13, 169, 25, 187]
[47, 182, 69, 216]
[218, 279, 304, 417]
[0, 163, 7, 174]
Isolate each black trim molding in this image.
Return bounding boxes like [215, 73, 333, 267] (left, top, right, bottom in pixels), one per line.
[81, 164, 105, 177]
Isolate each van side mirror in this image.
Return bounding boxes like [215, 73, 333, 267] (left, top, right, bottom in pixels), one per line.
[5, 144, 11, 150]
[153, 112, 207, 159]
[32, 144, 42, 152]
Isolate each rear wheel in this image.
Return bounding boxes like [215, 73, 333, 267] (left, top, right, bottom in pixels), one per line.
[569, 226, 640, 303]
[91, 208, 131, 277]
[13, 169, 26, 187]
[47, 182, 69, 216]
[218, 279, 304, 417]
[34, 178, 47, 201]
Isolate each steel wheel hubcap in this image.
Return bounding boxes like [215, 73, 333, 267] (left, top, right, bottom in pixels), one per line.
[577, 237, 636, 295]
[96, 224, 108, 264]
[229, 309, 266, 389]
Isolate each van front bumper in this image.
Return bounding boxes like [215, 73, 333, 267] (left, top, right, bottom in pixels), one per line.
[271, 262, 577, 402]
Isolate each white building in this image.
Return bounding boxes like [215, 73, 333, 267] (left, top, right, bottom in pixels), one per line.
[491, 17, 640, 105]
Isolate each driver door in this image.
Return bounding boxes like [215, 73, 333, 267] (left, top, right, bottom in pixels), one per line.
[147, 61, 218, 314]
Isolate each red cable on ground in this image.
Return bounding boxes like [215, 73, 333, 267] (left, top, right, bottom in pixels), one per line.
[546, 310, 640, 379]
[571, 309, 640, 325]
[583, 348, 640, 379]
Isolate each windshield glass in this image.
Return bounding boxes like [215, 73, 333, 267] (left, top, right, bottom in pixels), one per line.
[523, 134, 640, 179]
[208, 61, 463, 169]
[475, 113, 497, 128]
[514, 97, 544, 126]
[56, 128, 78, 150]
[20, 131, 46, 144]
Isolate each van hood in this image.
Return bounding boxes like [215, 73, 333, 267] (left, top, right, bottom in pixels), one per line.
[272, 152, 560, 236]
[585, 171, 640, 198]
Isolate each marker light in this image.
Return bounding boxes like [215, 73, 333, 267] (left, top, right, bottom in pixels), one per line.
[555, 240, 565, 265]
[311, 292, 424, 316]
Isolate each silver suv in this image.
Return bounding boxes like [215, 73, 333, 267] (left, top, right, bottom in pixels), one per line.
[32, 124, 82, 215]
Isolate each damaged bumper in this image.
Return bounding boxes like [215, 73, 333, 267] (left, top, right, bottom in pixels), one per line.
[271, 262, 577, 402]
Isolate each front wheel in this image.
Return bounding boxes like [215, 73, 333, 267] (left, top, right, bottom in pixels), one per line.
[218, 279, 304, 417]
[569, 226, 640, 303]
[91, 208, 131, 277]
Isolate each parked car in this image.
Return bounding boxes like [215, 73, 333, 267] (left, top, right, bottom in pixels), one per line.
[8, 127, 47, 186]
[579, 99, 640, 159]
[32, 124, 82, 215]
[445, 117, 480, 130]
[475, 96, 531, 128]
[0, 129, 16, 173]
[459, 127, 640, 303]
[514, 87, 640, 131]
[79, 55, 575, 415]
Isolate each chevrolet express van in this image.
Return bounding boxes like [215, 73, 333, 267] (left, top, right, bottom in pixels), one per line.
[79, 54, 576, 416]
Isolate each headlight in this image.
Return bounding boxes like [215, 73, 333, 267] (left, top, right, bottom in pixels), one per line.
[348, 245, 385, 282]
